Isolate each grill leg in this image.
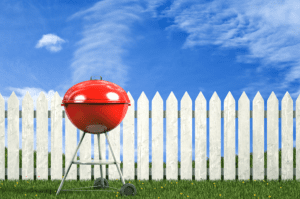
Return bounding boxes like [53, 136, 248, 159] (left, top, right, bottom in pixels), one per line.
[56, 131, 86, 196]
[105, 132, 125, 185]
[97, 133, 104, 187]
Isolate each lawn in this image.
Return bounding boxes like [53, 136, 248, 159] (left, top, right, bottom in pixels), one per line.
[0, 147, 299, 198]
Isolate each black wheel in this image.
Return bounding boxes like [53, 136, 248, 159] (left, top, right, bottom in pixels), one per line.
[94, 177, 109, 189]
[120, 183, 137, 196]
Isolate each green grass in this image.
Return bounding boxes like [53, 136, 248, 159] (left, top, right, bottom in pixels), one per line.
[0, 147, 299, 198]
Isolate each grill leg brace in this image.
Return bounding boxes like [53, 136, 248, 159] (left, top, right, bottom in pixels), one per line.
[56, 131, 86, 196]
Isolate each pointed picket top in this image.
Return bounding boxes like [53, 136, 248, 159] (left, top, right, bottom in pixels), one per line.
[224, 91, 235, 110]
[37, 91, 47, 104]
[253, 91, 263, 103]
[36, 92, 48, 113]
[181, 91, 192, 104]
[195, 91, 206, 122]
[8, 91, 18, 101]
[281, 91, 293, 122]
[138, 91, 148, 104]
[167, 91, 176, 101]
[282, 91, 292, 104]
[267, 91, 278, 104]
[181, 91, 192, 124]
[209, 91, 220, 104]
[22, 91, 33, 109]
[225, 91, 234, 99]
[195, 91, 206, 112]
[166, 92, 178, 113]
[238, 91, 249, 110]
[253, 91, 264, 111]
[22, 91, 33, 101]
[51, 91, 62, 111]
[137, 92, 149, 119]
[238, 91, 249, 102]
[209, 91, 221, 121]
[224, 91, 235, 102]
[195, 91, 206, 104]
[267, 92, 278, 122]
[51, 91, 62, 103]
[152, 91, 163, 104]
[8, 91, 19, 109]
[166, 92, 177, 108]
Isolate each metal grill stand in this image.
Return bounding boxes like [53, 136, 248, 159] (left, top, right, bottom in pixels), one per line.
[56, 131, 137, 196]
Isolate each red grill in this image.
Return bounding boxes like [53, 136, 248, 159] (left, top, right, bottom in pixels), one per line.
[56, 76, 136, 196]
[61, 76, 131, 134]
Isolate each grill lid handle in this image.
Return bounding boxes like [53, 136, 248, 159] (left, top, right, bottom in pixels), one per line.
[90, 76, 102, 80]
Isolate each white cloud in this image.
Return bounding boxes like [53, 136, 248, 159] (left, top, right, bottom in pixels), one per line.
[64, 0, 300, 100]
[35, 34, 66, 52]
[156, 0, 300, 99]
[66, 0, 146, 89]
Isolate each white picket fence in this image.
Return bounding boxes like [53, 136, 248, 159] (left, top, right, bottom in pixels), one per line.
[0, 91, 299, 182]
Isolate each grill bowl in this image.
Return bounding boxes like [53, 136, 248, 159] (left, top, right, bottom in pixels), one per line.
[64, 103, 129, 134]
[61, 76, 131, 134]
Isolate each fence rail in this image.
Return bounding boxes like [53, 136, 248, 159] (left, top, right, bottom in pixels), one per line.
[3, 168, 299, 179]
[0, 90, 300, 182]
[3, 110, 298, 118]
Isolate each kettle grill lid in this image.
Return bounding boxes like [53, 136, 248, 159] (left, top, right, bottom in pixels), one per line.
[62, 79, 130, 104]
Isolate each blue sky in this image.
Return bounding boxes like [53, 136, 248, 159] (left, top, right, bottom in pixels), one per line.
[1, 0, 300, 163]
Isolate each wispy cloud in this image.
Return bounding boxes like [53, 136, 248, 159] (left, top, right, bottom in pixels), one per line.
[63, 0, 300, 100]
[157, 0, 300, 99]
[66, 0, 147, 89]
[35, 34, 66, 52]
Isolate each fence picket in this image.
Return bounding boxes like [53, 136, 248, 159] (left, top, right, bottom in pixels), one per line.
[195, 92, 207, 181]
[152, 92, 163, 181]
[209, 92, 221, 181]
[8, 91, 19, 180]
[166, 92, 178, 180]
[51, 92, 62, 180]
[65, 110, 77, 180]
[238, 92, 250, 180]
[281, 92, 293, 180]
[224, 91, 235, 180]
[79, 130, 91, 180]
[108, 125, 120, 180]
[253, 92, 264, 180]
[36, 92, 49, 180]
[22, 92, 34, 180]
[181, 92, 192, 180]
[123, 92, 135, 180]
[267, 92, 279, 180]
[137, 92, 149, 180]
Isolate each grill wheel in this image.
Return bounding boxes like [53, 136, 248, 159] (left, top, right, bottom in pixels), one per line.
[120, 183, 137, 196]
